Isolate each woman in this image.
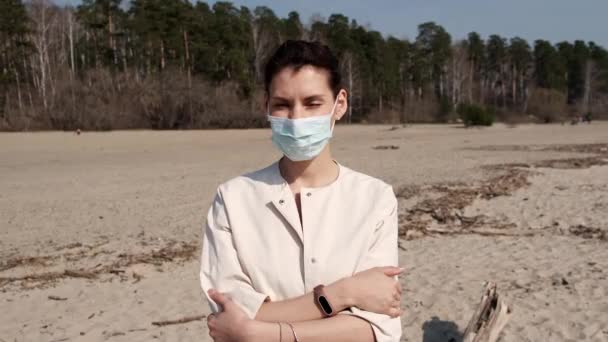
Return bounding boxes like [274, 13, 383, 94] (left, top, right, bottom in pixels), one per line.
[200, 40, 403, 342]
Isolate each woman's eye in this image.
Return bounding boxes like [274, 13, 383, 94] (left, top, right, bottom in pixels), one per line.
[309, 103, 322, 107]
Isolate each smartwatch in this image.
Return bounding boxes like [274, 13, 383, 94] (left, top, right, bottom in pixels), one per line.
[313, 284, 336, 317]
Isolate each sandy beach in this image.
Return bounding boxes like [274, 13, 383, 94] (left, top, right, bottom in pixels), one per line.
[1, 123, 607, 342]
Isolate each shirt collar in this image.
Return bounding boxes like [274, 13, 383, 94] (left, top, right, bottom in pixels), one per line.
[271, 158, 345, 195]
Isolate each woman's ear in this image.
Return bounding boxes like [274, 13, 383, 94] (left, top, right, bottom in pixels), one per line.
[334, 89, 348, 120]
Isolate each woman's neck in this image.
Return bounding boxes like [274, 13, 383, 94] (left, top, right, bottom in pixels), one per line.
[279, 146, 338, 188]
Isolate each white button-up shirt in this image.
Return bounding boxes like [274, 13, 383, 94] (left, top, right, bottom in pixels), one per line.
[200, 160, 402, 341]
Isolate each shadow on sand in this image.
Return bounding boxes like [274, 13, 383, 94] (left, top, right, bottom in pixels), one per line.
[422, 316, 462, 342]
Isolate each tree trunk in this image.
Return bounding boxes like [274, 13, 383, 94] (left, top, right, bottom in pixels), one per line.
[146, 40, 152, 75]
[522, 78, 529, 113]
[452, 57, 457, 106]
[480, 78, 485, 105]
[501, 82, 506, 108]
[183, 30, 192, 89]
[108, 10, 117, 65]
[66, 10, 77, 123]
[183, 29, 193, 127]
[24, 55, 33, 108]
[439, 72, 444, 98]
[33, 0, 49, 110]
[3, 88, 9, 120]
[68, 10, 75, 76]
[160, 40, 166, 70]
[347, 56, 353, 124]
[512, 65, 517, 106]
[38, 45, 47, 110]
[582, 60, 592, 115]
[14, 66, 23, 113]
[45, 40, 55, 104]
[121, 39, 128, 71]
[469, 61, 474, 103]
[520, 73, 524, 112]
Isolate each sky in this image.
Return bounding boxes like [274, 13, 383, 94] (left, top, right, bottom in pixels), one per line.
[55, 0, 608, 47]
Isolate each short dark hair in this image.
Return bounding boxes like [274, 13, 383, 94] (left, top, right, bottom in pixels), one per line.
[264, 40, 342, 98]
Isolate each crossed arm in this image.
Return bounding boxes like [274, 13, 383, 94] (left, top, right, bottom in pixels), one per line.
[206, 266, 402, 342]
[211, 289, 376, 342]
[202, 187, 402, 342]
[253, 267, 402, 341]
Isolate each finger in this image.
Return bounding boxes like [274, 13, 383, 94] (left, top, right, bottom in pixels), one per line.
[383, 266, 404, 276]
[395, 283, 402, 294]
[207, 314, 216, 329]
[393, 291, 401, 301]
[208, 289, 232, 308]
[389, 307, 402, 318]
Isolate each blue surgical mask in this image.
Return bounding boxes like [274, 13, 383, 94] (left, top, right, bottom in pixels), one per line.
[267, 98, 339, 161]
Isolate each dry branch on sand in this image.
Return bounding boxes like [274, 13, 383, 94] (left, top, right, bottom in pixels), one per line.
[397, 143, 608, 239]
[466, 143, 608, 155]
[0, 269, 97, 284]
[0, 256, 56, 272]
[397, 168, 534, 239]
[372, 145, 400, 150]
[151, 314, 207, 327]
[0, 240, 198, 290]
[462, 282, 512, 342]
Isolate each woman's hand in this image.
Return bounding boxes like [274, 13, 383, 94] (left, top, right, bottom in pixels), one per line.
[206, 289, 256, 342]
[331, 266, 403, 318]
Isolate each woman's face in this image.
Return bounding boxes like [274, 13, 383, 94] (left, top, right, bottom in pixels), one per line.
[267, 65, 347, 120]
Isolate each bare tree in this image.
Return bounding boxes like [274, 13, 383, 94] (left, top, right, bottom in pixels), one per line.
[250, 11, 279, 84]
[449, 41, 470, 107]
[29, 0, 58, 110]
[341, 51, 361, 123]
[582, 59, 593, 115]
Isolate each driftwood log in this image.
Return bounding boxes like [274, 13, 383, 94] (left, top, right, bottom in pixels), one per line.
[151, 314, 207, 327]
[462, 282, 512, 342]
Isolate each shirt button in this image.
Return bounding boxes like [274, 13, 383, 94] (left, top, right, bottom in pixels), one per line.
[311, 257, 316, 263]
[306, 192, 312, 197]
[279, 199, 285, 204]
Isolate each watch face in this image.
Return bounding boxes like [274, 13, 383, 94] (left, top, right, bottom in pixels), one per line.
[318, 295, 333, 314]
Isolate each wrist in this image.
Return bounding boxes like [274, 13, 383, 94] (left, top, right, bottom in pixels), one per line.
[326, 277, 356, 310]
[245, 320, 276, 342]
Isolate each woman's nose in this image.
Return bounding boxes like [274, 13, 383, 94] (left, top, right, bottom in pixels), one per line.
[288, 104, 306, 119]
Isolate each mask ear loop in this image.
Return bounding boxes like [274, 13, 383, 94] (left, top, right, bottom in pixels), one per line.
[329, 97, 340, 132]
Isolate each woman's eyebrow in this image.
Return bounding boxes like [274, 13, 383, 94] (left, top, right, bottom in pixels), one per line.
[303, 95, 326, 102]
[271, 95, 326, 102]
[270, 96, 291, 103]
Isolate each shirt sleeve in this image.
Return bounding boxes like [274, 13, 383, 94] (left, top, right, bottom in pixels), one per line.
[338, 185, 402, 342]
[199, 187, 270, 319]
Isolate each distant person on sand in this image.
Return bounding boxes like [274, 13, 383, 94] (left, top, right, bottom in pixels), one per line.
[200, 40, 403, 341]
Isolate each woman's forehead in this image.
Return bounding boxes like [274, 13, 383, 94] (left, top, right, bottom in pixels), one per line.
[269, 65, 333, 100]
